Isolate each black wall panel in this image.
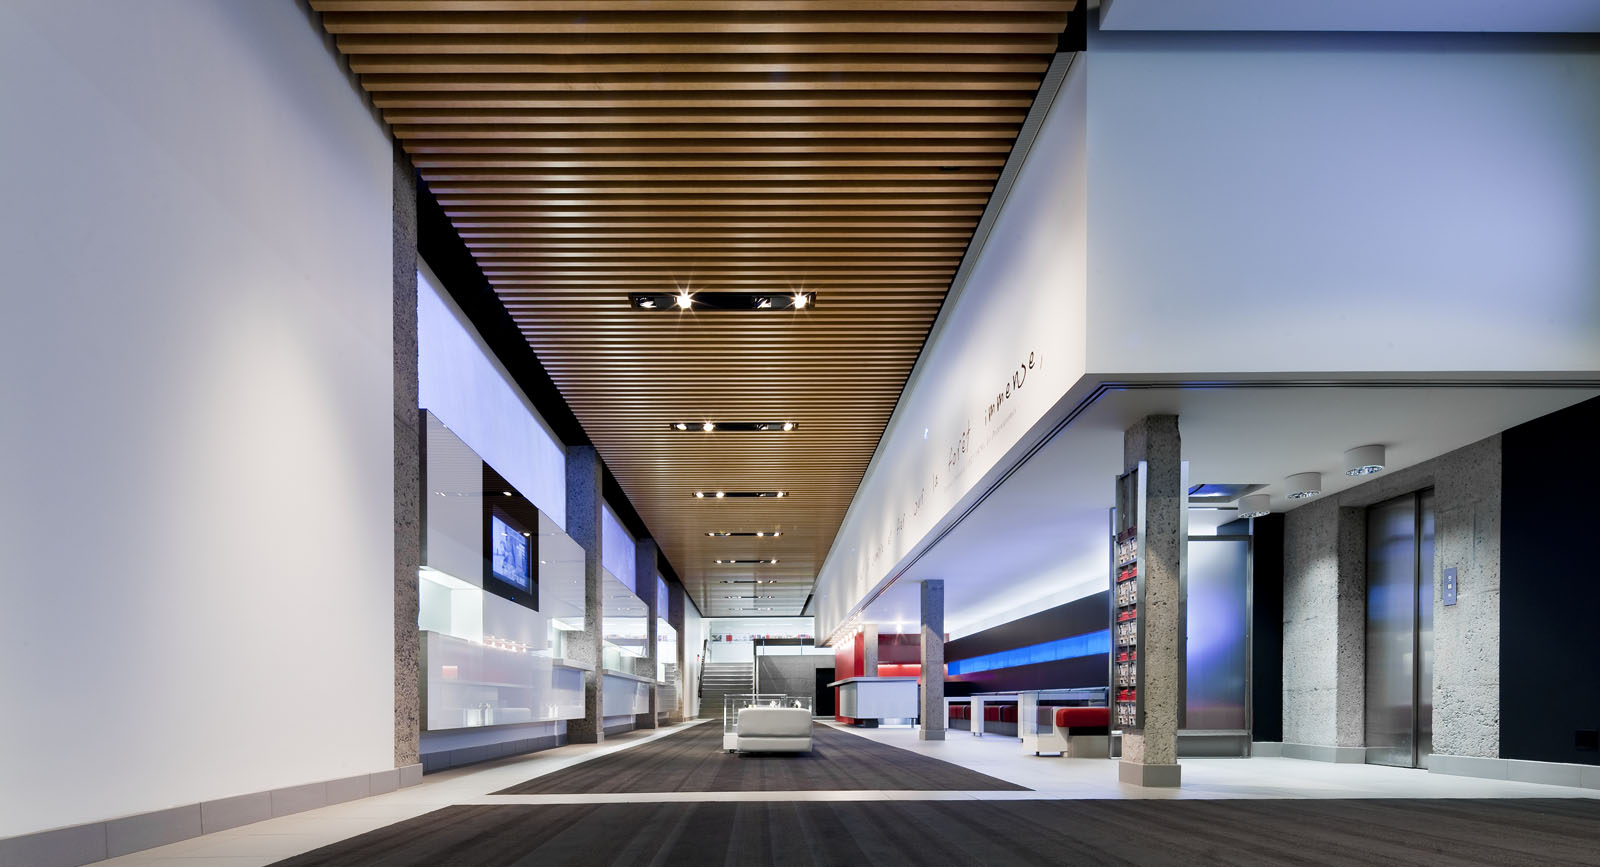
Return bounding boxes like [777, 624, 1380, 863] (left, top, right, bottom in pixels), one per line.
[1501, 395, 1600, 766]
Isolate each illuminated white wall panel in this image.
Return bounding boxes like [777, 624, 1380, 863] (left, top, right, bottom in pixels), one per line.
[418, 264, 567, 528]
[1085, 29, 1600, 377]
[0, 0, 392, 837]
[812, 55, 1090, 642]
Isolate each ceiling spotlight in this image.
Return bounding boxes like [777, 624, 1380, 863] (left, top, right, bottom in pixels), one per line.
[782, 422, 795, 431]
[769, 559, 779, 565]
[792, 292, 809, 310]
[638, 297, 656, 309]
[502, 492, 512, 497]
[715, 491, 725, 498]
[675, 422, 688, 431]
[1345, 444, 1387, 476]
[675, 291, 694, 309]
[754, 531, 765, 537]
[775, 491, 786, 498]
[694, 491, 706, 499]
[1237, 494, 1272, 519]
[755, 297, 773, 309]
[702, 421, 715, 432]
[1286, 472, 1322, 500]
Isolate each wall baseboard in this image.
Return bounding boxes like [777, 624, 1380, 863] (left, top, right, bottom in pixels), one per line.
[0, 764, 422, 867]
[1280, 743, 1366, 763]
[1251, 741, 1284, 757]
[1430, 753, 1600, 790]
[421, 732, 566, 774]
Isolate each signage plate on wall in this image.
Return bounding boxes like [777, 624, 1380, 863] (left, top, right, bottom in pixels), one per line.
[1443, 567, 1458, 606]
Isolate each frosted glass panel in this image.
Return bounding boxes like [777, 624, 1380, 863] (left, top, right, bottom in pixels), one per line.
[421, 631, 585, 729]
[1186, 537, 1249, 730]
[539, 512, 587, 632]
[422, 413, 483, 588]
[601, 504, 636, 592]
[602, 570, 648, 667]
[603, 673, 653, 715]
[418, 264, 566, 527]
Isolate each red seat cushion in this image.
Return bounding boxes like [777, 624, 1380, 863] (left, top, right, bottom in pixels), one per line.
[1054, 706, 1110, 729]
[1000, 706, 1017, 723]
[949, 706, 968, 720]
[984, 705, 1001, 721]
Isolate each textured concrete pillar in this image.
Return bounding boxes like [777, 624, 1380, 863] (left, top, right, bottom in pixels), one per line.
[920, 580, 945, 741]
[666, 580, 688, 722]
[862, 622, 879, 676]
[637, 539, 660, 729]
[565, 446, 605, 743]
[1120, 415, 1182, 787]
[391, 147, 421, 769]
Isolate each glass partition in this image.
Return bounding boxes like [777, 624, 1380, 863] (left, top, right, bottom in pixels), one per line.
[1185, 536, 1249, 730]
[601, 570, 649, 674]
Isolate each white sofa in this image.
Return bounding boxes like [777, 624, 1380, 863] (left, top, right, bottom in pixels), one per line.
[735, 706, 813, 753]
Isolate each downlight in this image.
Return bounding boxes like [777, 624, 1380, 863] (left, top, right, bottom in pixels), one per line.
[1345, 444, 1387, 476]
[1285, 473, 1322, 500]
[669, 421, 798, 433]
[1237, 494, 1272, 519]
[632, 292, 815, 311]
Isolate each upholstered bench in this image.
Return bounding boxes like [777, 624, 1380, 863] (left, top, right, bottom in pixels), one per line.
[1025, 706, 1110, 757]
[734, 706, 813, 753]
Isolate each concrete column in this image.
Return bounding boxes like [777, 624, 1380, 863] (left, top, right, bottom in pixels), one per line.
[919, 580, 945, 741]
[564, 446, 605, 743]
[391, 146, 421, 769]
[666, 580, 687, 722]
[637, 539, 660, 729]
[861, 622, 879, 676]
[1120, 415, 1182, 788]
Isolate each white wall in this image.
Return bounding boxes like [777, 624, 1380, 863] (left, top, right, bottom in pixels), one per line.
[1086, 29, 1600, 376]
[812, 54, 1090, 642]
[600, 504, 636, 592]
[0, 1, 394, 838]
[418, 263, 567, 528]
[682, 596, 704, 716]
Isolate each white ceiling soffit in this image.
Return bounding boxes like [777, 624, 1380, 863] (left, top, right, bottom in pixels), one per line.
[1099, 0, 1600, 32]
[859, 384, 1597, 639]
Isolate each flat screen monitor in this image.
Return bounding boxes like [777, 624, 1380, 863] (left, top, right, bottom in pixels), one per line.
[490, 514, 532, 592]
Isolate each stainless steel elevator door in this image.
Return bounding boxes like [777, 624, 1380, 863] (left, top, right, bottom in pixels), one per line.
[1364, 491, 1436, 769]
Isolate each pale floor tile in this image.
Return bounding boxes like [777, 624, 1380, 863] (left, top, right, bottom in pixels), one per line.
[89, 716, 1599, 864]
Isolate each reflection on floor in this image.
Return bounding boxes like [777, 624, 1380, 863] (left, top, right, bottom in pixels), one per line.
[91, 720, 1600, 865]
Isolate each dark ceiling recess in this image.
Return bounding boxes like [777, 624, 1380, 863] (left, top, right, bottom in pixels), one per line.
[314, 0, 1079, 616]
[631, 292, 815, 311]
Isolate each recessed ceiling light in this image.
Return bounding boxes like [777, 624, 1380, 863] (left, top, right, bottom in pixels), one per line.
[669, 421, 798, 433]
[1237, 494, 1272, 519]
[502, 492, 512, 497]
[1345, 444, 1386, 476]
[1286, 472, 1322, 499]
[632, 292, 815, 312]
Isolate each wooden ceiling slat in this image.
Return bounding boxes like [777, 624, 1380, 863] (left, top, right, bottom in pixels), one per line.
[311, 2, 1073, 12]
[320, 10, 1067, 35]
[348, 54, 1050, 75]
[319, 1, 1071, 614]
[360, 72, 1042, 92]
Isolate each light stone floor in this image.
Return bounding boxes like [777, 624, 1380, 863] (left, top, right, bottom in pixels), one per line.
[93, 720, 1600, 866]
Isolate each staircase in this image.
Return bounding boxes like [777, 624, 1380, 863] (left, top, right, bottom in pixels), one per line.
[697, 662, 754, 720]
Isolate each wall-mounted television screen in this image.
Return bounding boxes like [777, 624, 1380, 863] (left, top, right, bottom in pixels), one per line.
[490, 514, 532, 592]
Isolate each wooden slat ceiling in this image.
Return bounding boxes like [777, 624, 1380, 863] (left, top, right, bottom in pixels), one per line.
[314, 0, 1075, 617]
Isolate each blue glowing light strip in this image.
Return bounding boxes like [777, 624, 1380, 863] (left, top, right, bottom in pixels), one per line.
[946, 629, 1111, 676]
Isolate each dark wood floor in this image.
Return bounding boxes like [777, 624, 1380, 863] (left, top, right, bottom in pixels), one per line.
[272, 799, 1600, 867]
[495, 720, 1028, 794]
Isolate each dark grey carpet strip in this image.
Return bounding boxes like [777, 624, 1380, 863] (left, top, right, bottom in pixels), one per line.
[494, 720, 1027, 794]
[270, 799, 1600, 867]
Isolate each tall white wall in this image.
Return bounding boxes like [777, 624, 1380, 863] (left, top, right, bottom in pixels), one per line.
[1086, 29, 1600, 376]
[0, 1, 395, 838]
[812, 55, 1089, 642]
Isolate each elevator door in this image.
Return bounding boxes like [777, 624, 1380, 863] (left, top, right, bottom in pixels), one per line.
[1364, 490, 1435, 768]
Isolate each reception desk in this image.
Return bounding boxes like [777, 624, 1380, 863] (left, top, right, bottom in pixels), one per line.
[829, 676, 919, 725]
